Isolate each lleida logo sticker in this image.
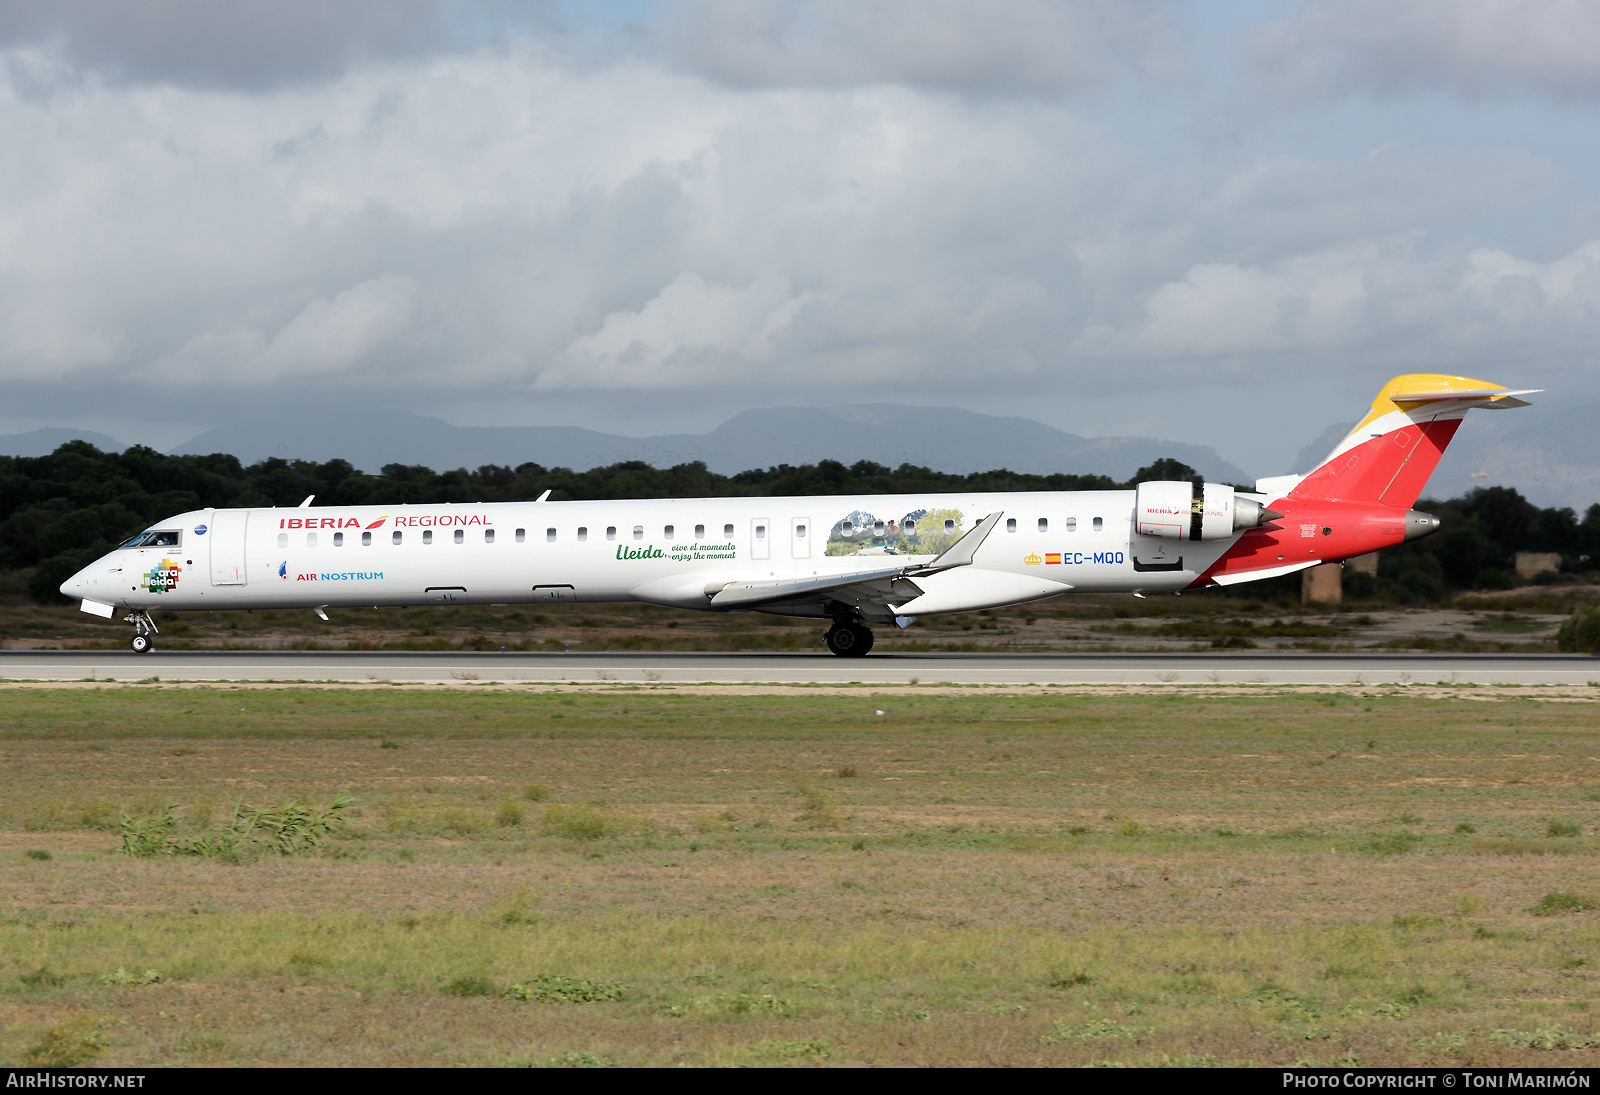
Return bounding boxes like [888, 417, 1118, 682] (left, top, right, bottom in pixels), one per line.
[145, 558, 181, 594]
[193, 524, 208, 536]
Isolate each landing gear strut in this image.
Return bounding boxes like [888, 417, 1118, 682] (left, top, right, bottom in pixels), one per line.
[124, 610, 158, 654]
[825, 621, 874, 657]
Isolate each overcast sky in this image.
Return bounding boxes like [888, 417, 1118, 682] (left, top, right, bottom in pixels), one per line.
[2, 0, 1597, 474]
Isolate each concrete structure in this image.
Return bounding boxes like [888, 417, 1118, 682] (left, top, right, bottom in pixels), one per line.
[1515, 552, 1562, 579]
[1348, 552, 1379, 576]
[1302, 562, 1342, 604]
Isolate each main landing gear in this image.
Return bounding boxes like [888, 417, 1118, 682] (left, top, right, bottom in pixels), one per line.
[824, 621, 874, 657]
[125, 610, 158, 654]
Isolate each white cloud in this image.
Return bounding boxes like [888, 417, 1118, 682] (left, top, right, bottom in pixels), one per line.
[1245, 0, 1600, 101]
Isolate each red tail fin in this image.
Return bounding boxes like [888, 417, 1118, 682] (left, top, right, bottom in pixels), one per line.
[1288, 374, 1534, 507]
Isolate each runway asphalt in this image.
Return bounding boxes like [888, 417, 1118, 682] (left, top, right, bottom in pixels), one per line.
[0, 650, 1595, 686]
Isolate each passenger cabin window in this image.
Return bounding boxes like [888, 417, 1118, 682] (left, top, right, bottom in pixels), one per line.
[307, 532, 318, 548]
[360, 532, 371, 546]
[606, 526, 617, 541]
[1038, 518, 1048, 533]
[664, 525, 674, 540]
[392, 531, 402, 545]
[454, 530, 464, 544]
[277, 533, 288, 549]
[1006, 518, 1016, 532]
[334, 532, 343, 547]
[724, 523, 734, 538]
[694, 524, 705, 539]
[515, 528, 525, 542]
[485, 529, 494, 543]
[943, 519, 954, 534]
[873, 520, 884, 536]
[633, 526, 643, 540]
[578, 527, 588, 541]
[1093, 517, 1103, 531]
[1065, 518, 1077, 532]
[546, 528, 556, 542]
[423, 530, 433, 545]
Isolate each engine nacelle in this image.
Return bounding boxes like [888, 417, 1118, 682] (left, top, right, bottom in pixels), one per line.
[1135, 481, 1276, 541]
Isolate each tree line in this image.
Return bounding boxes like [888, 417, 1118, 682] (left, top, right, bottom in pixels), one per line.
[4, 441, 1596, 604]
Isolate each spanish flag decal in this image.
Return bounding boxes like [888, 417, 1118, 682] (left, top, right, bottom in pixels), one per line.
[1045, 553, 1061, 564]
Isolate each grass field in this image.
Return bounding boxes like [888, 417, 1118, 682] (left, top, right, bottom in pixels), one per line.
[3, 685, 1600, 1067]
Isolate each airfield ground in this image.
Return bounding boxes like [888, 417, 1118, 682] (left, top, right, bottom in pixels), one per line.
[2, 685, 1599, 1067]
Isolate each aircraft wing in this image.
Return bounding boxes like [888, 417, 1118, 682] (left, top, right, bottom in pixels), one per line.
[705, 511, 1004, 610]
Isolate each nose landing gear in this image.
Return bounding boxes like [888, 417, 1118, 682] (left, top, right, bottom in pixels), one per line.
[124, 610, 158, 654]
[824, 621, 874, 657]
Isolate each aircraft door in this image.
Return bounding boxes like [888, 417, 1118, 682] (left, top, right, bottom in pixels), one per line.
[751, 519, 770, 560]
[209, 508, 248, 586]
[791, 517, 811, 559]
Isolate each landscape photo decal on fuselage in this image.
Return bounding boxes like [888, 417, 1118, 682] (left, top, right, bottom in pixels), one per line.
[826, 506, 965, 557]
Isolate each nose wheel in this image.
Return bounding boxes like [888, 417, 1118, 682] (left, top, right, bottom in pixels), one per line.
[825, 623, 874, 657]
[123, 610, 158, 654]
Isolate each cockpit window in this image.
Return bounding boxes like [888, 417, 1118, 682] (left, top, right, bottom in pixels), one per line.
[120, 530, 179, 549]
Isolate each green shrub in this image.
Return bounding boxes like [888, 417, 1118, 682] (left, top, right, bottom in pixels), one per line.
[1546, 819, 1581, 838]
[25, 849, 51, 861]
[1557, 607, 1600, 654]
[1528, 892, 1599, 916]
[23, 1017, 107, 1066]
[505, 975, 624, 1003]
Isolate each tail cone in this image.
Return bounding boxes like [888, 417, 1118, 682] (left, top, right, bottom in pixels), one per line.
[1403, 510, 1441, 541]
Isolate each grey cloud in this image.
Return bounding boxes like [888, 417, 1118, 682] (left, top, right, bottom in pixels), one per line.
[660, 0, 1183, 93]
[1, 32, 1596, 475]
[0, 0, 550, 89]
[1244, 0, 1600, 101]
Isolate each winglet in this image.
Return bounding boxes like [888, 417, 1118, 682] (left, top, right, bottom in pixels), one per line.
[908, 512, 1003, 575]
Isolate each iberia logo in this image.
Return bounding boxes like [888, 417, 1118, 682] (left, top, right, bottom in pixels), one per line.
[1024, 553, 1042, 565]
[279, 516, 389, 530]
[145, 558, 181, 594]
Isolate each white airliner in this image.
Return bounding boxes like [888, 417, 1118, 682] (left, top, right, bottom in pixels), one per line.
[61, 375, 1534, 656]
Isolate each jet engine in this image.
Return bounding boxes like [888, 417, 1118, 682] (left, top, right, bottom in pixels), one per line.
[1134, 481, 1279, 541]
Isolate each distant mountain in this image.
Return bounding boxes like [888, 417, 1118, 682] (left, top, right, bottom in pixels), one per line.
[1430, 400, 1600, 511]
[171, 403, 1251, 484]
[0, 427, 124, 457]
